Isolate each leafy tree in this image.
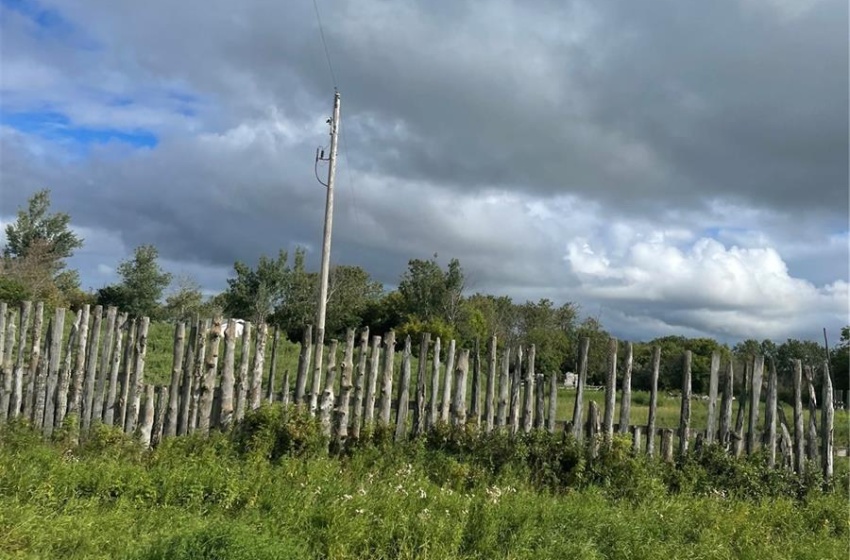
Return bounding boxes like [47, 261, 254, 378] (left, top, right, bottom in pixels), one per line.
[163, 275, 206, 321]
[324, 265, 384, 337]
[397, 255, 465, 326]
[98, 245, 172, 318]
[829, 327, 849, 391]
[224, 250, 294, 326]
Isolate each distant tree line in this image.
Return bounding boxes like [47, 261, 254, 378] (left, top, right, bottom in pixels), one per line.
[2, 189, 847, 395]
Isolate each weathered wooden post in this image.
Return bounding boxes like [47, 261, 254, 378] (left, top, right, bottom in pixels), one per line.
[81, 305, 103, 430]
[0, 302, 6, 368]
[746, 355, 764, 455]
[509, 346, 522, 435]
[280, 370, 290, 406]
[470, 337, 481, 427]
[126, 317, 150, 434]
[484, 335, 497, 432]
[10, 302, 32, 420]
[804, 366, 818, 463]
[522, 345, 535, 433]
[631, 425, 642, 455]
[412, 332, 430, 437]
[779, 421, 794, 471]
[23, 302, 45, 420]
[718, 361, 734, 448]
[91, 306, 116, 425]
[394, 336, 412, 441]
[0, 310, 17, 422]
[764, 358, 778, 468]
[103, 314, 127, 427]
[334, 328, 356, 445]
[56, 309, 81, 429]
[294, 325, 312, 405]
[547, 371, 557, 433]
[792, 359, 805, 473]
[248, 323, 268, 411]
[452, 349, 469, 427]
[43, 309, 67, 436]
[187, 319, 210, 432]
[440, 340, 455, 424]
[645, 345, 660, 456]
[32, 321, 51, 429]
[427, 336, 442, 430]
[705, 350, 720, 444]
[363, 335, 381, 426]
[496, 346, 510, 428]
[266, 327, 280, 403]
[661, 429, 674, 463]
[152, 385, 168, 447]
[234, 321, 252, 422]
[68, 304, 91, 419]
[602, 338, 618, 444]
[217, 319, 237, 430]
[378, 331, 396, 426]
[587, 400, 600, 458]
[571, 337, 590, 441]
[162, 322, 186, 437]
[618, 341, 633, 434]
[350, 328, 369, 440]
[319, 339, 339, 438]
[535, 373, 545, 430]
[820, 361, 834, 483]
[733, 360, 749, 457]
[679, 350, 692, 456]
[138, 384, 155, 447]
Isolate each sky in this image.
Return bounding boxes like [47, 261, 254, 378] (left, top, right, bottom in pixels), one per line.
[0, 0, 848, 345]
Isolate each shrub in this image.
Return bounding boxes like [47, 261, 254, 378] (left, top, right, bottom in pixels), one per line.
[230, 403, 327, 461]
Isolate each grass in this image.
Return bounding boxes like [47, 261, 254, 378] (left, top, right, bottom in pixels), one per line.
[0, 412, 848, 560]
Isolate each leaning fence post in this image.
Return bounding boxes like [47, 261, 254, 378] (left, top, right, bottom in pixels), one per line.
[452, 349, 470, 427]
[764, 358, 778, 468]
[679, 350, 692, 456]
[792, 359, 805, 473]
[705, 350, 720, 444]
[0, 311, 17, 423]
[412, 332, 430, 437]
[804, 366, 819, 463]
[820, 361, 834, 484]
[152, 385, 168, 447]
[24, 302, 45, 421]
[10, 302, 33, 421]
[103, 314, 127, 427]
[294, 325, 312, 405]
[33, 319, 51, 430]
[618, 341, 633, 434]
[55, 309, 80, 429]
[427, 336, 442, 430]
[746, 355, 764, 455]
[394, 336, 412, 441]
[571, 337, 590, 441]
[602, 338, 618, 444]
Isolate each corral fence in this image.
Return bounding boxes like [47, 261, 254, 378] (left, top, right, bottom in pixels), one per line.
[0, 301, 839, 484]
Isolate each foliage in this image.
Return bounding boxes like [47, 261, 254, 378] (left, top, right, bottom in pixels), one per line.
[98, 245, 172, 318]
[397, 255, 464, 326]
[829, 326, 849, 391]
[230, 403, 328, 461]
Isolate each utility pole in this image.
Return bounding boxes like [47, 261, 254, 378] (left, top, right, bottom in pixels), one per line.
[310, 90, 340, 414]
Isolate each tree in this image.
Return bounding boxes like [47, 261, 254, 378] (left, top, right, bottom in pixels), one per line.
[163, 275, 205, 321]
[397, 255, 465, 325]
[324, 265, 384, 337]
[1, 189, 83, 304]
[98, 245, 172, 318]
[829, 327, 849, 392]
[223, 250, 293, 326]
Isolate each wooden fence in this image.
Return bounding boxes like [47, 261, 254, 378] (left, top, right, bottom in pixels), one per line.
[0, 301, 838, 484]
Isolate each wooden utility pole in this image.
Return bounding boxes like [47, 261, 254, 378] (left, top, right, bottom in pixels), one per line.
[311, 90, 341, 414]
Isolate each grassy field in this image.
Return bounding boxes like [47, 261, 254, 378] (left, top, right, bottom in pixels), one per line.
[0, 412, 848, 560]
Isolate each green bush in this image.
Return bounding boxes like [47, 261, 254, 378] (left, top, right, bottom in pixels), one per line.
[230, 403, 327, 461]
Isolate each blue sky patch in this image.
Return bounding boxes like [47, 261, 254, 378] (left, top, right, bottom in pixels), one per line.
[1, 110, 159, 150]
[2, 0, 99, 48]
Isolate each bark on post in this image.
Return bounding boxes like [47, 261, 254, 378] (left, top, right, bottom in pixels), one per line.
[187, 319, 209, 433]
[661, 429, 674, 463]
[645, 346, 661, 456]
[451, 349, 470, 427]
[0, 302, 6, 370]
[116, 318, 137, 429]
[719, 361, 734, 448]
[24, 302, 45, 420]
[440, 340, 456, 424]
[234, 322, 252, 422]
[571, 337, 590, 441]
[92, 307, 116, 425]
[55, 309, 80, 429]
[280, 369, 290, 406]
[469, 337, 481, 427]
[617, 342, 633, 434]
[43, 309, 66, 436]
[10, 302, 32, 420]
[350, 328, 369, 440]
[733, 361, 749, 457]
[81, 305, 103, 430]
[363, 335, 381, 427]
[764, 358, 778, 468]
[496, 346, 510, 428]
[197, 318, 222, 435]
[294, 325, 312, 405]
[68, 304, 91, 419]
[792, 359, 805, 473]
[587, 401, 600, 458]
[334, 328, 356, 445]
[394, 336, 411, 441]
[679, 350, 692, 456]
[1, 313, 17, 422]
[426, 336, 442, 430]
[631, 426, 642, 455]
[152, 385, 168, 447]
[32, 322, 51, 429]
[266, 327, 280, 403]
[779, 421, 794, 472]
[378, 331, 396, 426]
[308, 332, 324, 416]
[138, 384, 155, 447]
[547, 371, 558, 433]
[125, 317, 149, 434]
[535, 373, 545, 430]
[705, 350, 720, 444]
[509, 346, 522, 435]
[412, 332, 430, 437]
[602, 338, 618, 444]
[820, 361, 834, 483]
[804, 366, 818, 463]
[103, 314, 127, 426]
[164, 322, 186, 437]
[248, 323, 268, 411]
[319, 339, 339, 439]
[484, 335, 497, 432]
[522, 345, 535, 433]
[746, 355, 764, 455]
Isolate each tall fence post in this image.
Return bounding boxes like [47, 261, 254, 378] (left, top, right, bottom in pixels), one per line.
[679, 350, 692, 456]
[427, 336, 442, 430]
[718, 360, 734, 448]
[81, 305, 103, 430]
[484, 335, 497, 432]
[470, 337, 481, 427]
[394, 336, 412, 441]
[103, 314, 127, 427]
[320, 339, 339, 438]
[33, 317, 52, 430]
[91, 306, 116, 425]
[266, 327, 280, 403]
[602, 338, 618, 444]
[821, 361, 834, 483]
[496, 346, 510, 428]
[68, 304, 91, 420]
[350, 328, 369, 440]
[509, 346, 522, 435]
[363, 335, 381, 427]
[234, 322, 252, 422]
[0, 310, 17, 422]
[618, 341, 633, 434]
[217, 319, 236, 430]
[294, 325, 312, 405]
[792, 359, 805, 473]
[125, 317, 149, 434]
[334, 329, 356, 445]
[547, 371, 557, 433]
[55, 309, 80, 430]
[10, 302, 33, 421]
[412, 332, 430, 437]
[23, 302, 45, 421]
[804, 366, 819, 463]
[571, 337, 590, 441]
[249, 323, 268, 411]
[379, 331, 396, 426]
[645, 345, 660, 456]
[746, 355, 764, 455]
[440, 340, 455, 424]
[452, 349, 469, 427]
[764, 358, 778, 468]
[705, 350, 720, 444]
[522, 345, 535, 433]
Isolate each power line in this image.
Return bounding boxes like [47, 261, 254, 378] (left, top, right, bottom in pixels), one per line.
[311, 0, 337, 89]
